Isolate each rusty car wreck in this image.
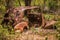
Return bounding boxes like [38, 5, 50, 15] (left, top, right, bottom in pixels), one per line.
[1, 6, 56, 32]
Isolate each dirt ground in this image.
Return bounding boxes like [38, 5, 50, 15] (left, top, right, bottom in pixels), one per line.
[6, 28, 58, 40]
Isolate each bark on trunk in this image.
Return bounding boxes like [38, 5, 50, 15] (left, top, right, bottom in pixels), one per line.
[24, 0, 31, 16]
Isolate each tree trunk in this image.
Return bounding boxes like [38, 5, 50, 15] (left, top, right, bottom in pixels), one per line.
[5, 0, 14, 10]
[24, 0, 32, 16]
[18, 0, 21, 6]
[24, 0, 31, 6]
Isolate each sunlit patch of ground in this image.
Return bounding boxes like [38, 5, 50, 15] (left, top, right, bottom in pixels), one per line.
[5, 28, 58, 40]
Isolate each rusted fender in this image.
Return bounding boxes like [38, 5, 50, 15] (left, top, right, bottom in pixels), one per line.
[14, 21, 28, 32]
[45, 20, 56, 28]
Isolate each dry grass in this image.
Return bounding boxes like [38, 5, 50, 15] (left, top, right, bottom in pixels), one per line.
[5, 28, 58, 40]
